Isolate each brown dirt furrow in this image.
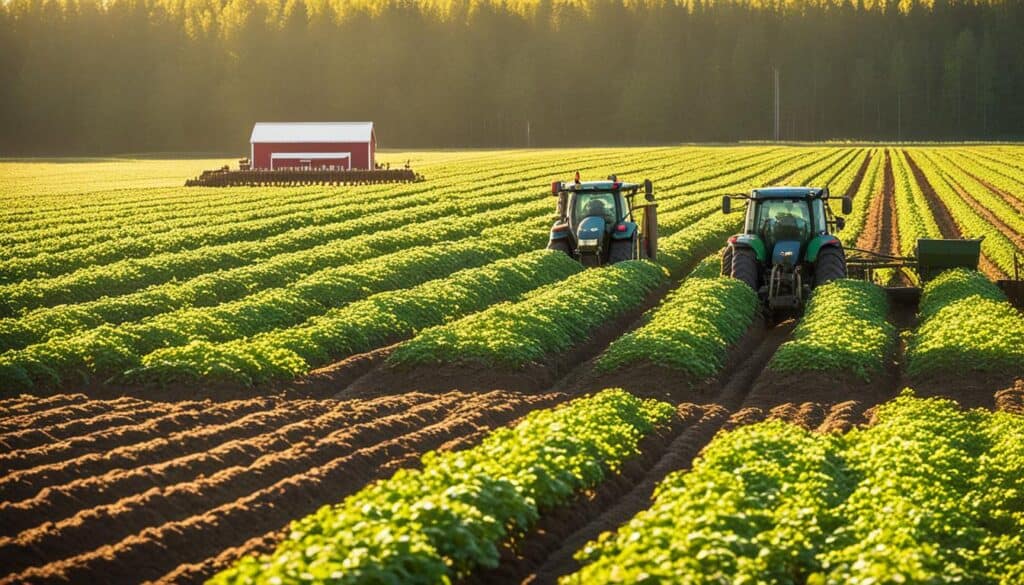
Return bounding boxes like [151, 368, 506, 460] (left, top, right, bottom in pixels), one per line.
[0, 399, 273, 476]
[0, 400, 328, 505]
[995, 379, 1024, 416]
[4, 390, 561, 585]
[817, 400, 871, 434]
[856, 149, 896, 255]
[0, 399, 367, 536]
[958, 167, 1024, 216]
[144, 394, 550, 585]
[343, 280, 673, 397]
[903, 150, 961, 240]
[0, 401, 175, 452]
[519, 405, 729, 584]
[946, 175, 1024, 250]
[0, 395, 93, 426]
[0, 395, 467, 572]
[843, 150, 874, 200]
[0, 400, 114, 434]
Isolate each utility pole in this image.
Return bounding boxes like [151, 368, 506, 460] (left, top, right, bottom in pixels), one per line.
[773, 67, 781, 142]
[897, 93, 902, 142]
[526, 120, 531, 148]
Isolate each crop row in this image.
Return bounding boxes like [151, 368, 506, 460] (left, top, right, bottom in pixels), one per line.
[125, 250, 584, 386]
[907, 268, 1024, 378]
[836, 148, 884, 245]
[389, 260, 664, 368]
[890, 148, 944, 257]
[932, 149, 1024, 226]
[908, 149, 1022, 277]
[211, 388, 675, 584]
[2, 147, 679, 273]
[770, 279, 894, 381]
[2, 147, 624, 250]
[594, 274, 758, 380]
[565, 392, 1024, 583]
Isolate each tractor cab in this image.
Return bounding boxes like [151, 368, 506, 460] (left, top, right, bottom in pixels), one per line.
[722, 187, 852, 318]
[547, 174, 658, 267]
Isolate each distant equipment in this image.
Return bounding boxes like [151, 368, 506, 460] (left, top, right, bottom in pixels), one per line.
[186, 121, 424, 186]
[547, 174, 658, 266]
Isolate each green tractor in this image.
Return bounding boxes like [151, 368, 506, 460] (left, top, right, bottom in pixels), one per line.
[547, 173, 659, 266]
[721, 187, 851, 318]
[721, 186, 995, 319]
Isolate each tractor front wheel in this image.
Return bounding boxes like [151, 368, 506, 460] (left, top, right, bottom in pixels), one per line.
[547, 238, 573, 258]
[815, 246, 847, 286]
[720, 245, 734, 277]
[731, 247, 759, 291]
[609, 238, 636, 264]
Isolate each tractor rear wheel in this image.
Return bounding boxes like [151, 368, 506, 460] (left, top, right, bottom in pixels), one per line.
[547, 239, 573, 258]
[609, 238, 636, 264]
[815, 246, 847, 286]
[720, 245, 734, 277]
[731, 247, 759, 291]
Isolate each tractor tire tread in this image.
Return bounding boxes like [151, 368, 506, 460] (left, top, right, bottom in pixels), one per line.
[815, 246, 847, 286]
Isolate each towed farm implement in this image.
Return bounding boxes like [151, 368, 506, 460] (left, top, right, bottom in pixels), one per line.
[185, 160, 422, 187]
[720, 186, 1023, 319]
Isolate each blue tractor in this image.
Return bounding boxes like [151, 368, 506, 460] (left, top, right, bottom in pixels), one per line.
[547, 173, 659, 266]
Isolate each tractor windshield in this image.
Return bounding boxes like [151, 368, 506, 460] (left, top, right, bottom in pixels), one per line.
[755, 199, 812, 246]
[572, 192, 620, 225]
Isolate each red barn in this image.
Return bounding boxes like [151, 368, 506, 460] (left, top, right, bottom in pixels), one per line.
[249, 122, 376, 170]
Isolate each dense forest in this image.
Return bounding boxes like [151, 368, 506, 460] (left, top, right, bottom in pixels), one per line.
[1, 0, 1023, 154]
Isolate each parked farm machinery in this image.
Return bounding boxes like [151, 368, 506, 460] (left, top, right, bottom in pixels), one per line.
[185, 159, 423, 187]
[719, 186, 1006, 320]
[546, 174, 659, 266]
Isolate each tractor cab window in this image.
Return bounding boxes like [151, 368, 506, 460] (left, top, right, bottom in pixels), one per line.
[572, 192, 619, 225]
[755, 199, 812, 245]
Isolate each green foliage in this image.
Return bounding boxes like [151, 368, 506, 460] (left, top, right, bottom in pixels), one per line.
[566, 392, 1024, 585]
[907, 269, 1024, 377]
[594, 276, 758, 379]
[119, 250, 583, 386]
[686, 251, 725, 279]
[770, 279, 894, 380]
[389, 260, 662, 368]
[211, 389, 674, 585]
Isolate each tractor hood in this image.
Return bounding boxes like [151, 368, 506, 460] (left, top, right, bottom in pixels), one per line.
[772, 240, 802, 267]
[576, 216, 606, 251]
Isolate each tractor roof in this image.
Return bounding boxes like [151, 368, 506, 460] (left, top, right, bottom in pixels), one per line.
[559, 180, 639, 192]
[750, 187, 824, 199]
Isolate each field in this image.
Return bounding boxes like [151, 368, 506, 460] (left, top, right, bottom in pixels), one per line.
[1, 146, 1023, 584]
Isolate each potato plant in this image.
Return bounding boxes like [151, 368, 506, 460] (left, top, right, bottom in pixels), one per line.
[388, 260, 663, 368]
[211, 389, 675, 585]
[594, 276, 758, 379]
[907, 268, 1024, 377]
[566, 392, 1024, 584]
[770, 279, 894, 380]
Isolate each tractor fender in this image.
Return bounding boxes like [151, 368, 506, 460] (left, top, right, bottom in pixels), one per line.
[610, 221, 639, 240]
[805, 234, 843, 263]
[549, 221, 572, 241]
[729, 234, 767, 263]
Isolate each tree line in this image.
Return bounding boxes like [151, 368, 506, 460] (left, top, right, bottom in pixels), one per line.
[1, 0, 1023, 155]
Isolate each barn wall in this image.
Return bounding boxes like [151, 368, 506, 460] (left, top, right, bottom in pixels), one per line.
[252, 142, 371, 169]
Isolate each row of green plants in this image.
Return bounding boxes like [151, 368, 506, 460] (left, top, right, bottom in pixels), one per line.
[909, 149, 1022, 277]
[3, 146, 625, 253]
[0, 229, 547, 390]
[124, 250, 585, 387]
[565, 392, 1024, 584]
[770, 279, 895, 381]
[211, 388, 676, 584]
[0, 203, 552, 348]
[891, 148, 944, 257]
[594, 274, 758, 380]
[907, 268, 1024, 377]
[835, 148, 884, 245]
[388, 260, 664, 368]
[0, 146, 754, 320]
[931, 150, 1024, 236]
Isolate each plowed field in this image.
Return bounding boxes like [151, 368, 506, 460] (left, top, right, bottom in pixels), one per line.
[2, 147, 1022, 583]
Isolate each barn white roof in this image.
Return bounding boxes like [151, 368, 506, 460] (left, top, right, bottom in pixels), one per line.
[250, 122, 374, 143]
